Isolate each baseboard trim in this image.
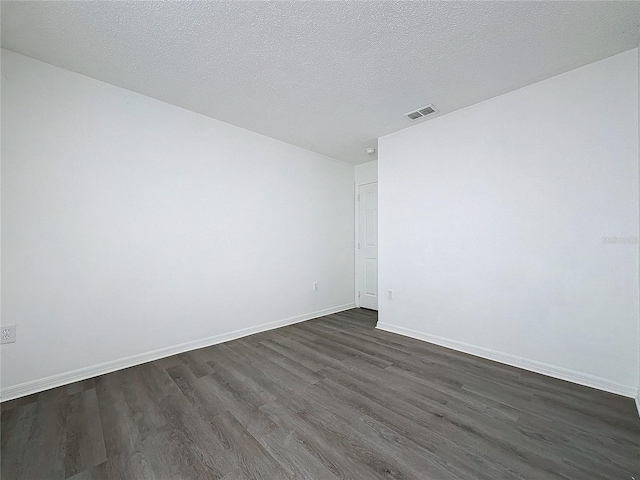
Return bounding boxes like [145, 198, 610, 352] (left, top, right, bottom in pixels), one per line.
[376, 322, 637, 398]
[1, 303, 356, 402]
[636, 394, 640, 419]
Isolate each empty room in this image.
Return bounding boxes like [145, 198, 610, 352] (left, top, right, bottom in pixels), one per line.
[1, 1, 639, 479]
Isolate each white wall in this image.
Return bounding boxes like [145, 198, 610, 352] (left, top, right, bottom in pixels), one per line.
[637, 41, 640, 412]
[355, 160, 378, 186]
[1, 50, 355, 398]
[378, 49, 640, 397]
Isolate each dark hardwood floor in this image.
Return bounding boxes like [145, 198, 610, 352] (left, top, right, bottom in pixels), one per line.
[2, 308, 639, 479]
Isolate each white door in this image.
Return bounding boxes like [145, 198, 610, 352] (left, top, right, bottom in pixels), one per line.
[357, 182, 378, 310]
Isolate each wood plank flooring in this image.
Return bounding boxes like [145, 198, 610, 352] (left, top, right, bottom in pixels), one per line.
[2, 308, 639, 479]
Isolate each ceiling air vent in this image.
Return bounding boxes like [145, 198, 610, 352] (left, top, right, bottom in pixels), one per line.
[404, 104, 439, 121]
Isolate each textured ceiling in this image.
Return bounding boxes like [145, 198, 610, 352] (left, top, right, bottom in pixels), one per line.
[2, 1, 640, 165]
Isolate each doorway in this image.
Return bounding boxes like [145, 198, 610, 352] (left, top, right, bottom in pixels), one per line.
[357, 182, 378, 310]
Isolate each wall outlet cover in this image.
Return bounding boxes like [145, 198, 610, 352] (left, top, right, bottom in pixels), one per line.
[1, 325, 16, 344]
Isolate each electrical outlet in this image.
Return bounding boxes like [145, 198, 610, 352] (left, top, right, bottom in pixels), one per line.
[313, 282, 319, 291]
[387, 289, 393, 300]
[1, 325, 16, 344]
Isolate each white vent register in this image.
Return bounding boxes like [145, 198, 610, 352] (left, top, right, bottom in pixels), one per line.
[404, 104, 439, 121]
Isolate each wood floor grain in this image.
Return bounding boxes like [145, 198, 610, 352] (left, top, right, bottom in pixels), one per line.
[2, 308, 639, 479]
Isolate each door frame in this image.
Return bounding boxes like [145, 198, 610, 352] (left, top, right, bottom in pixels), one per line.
[355, 181, 378, 309]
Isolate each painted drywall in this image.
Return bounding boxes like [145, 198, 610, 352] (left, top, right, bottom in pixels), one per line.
[355, 160, 378, 186]
[1, 49, 355, 398]
[378, 49, 640, 397]
[637, 40, 640, 413]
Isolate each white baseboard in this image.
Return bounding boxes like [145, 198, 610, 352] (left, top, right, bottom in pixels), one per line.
[1, 303, 356, 402]
[376, 322, 637, 399]
[636, 393, 640, 419]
